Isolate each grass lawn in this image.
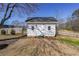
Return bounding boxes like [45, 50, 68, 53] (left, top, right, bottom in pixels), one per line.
[57, 36, 79, 46]
[0, 34, 24, 40]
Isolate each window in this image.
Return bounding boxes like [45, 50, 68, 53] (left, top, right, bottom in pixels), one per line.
[48, 26, 51, 30]
[32, 26, 34, 30]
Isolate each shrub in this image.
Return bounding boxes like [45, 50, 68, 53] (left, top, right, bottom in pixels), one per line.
[11, 29, 16, 35]
[1, 30, 6, 35]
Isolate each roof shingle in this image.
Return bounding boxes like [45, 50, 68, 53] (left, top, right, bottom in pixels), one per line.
[26, 17, 57, 22]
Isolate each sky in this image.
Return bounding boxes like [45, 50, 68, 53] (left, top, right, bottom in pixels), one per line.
[1, 3, 79, 25]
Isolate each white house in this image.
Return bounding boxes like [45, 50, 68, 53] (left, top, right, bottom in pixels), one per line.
[26, 17, 58, 37]
[0, 25, 24, 35]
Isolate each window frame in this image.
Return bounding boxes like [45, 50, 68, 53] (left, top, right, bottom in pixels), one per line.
[31, 26, 34, 30]
[48, 26, 51, 30]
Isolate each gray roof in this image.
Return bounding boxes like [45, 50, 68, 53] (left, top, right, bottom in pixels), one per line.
[26, 17, 57, 22]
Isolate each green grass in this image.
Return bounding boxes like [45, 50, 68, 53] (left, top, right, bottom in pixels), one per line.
[58, 36, 79, 46]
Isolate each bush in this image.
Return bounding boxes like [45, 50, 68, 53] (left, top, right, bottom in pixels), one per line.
[11, 29, 16, 35]
[1, 30, 6, 35]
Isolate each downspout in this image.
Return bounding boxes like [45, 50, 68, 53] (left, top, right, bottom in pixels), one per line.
[55, 23, 58, 37]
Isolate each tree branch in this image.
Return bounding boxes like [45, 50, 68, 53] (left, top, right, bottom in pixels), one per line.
[5, 4, 16, 20]
[0, 4, 15, 25]
[0, 4, 10, 25]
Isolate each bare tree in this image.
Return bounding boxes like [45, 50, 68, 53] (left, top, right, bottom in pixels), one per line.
[58, 19, 66, 30]
[0, 3, 38, 26]
[72, 9, 79, 18]
[12, 20, 21, 27]
[65, 17, 72, 30]
[71, 9, 79, 31]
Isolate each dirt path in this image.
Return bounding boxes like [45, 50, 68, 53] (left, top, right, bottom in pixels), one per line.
[0, 37, 79, 55]
[43, 37, 79, 55]
[42, 38, 66, 55]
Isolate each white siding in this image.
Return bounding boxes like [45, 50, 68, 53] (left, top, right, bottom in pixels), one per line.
[27, 24, 56, 36]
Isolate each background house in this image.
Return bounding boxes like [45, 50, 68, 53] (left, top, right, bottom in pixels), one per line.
[0, 25, 24, 35]
[26, 17, 58, 37]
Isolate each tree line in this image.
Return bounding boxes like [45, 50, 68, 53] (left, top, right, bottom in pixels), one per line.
[59, 9, 79, 32]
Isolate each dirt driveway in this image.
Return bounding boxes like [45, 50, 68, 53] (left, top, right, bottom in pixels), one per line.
[0, 37, 79, 56]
